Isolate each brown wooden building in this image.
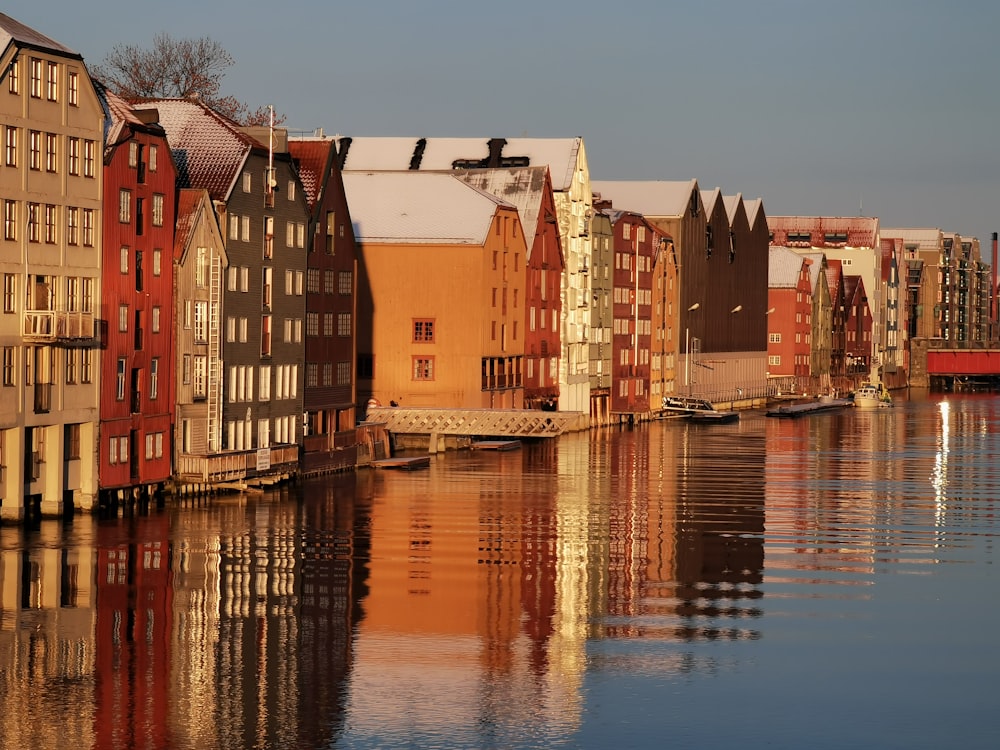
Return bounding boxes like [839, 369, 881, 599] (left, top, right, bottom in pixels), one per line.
[343, 171, 528, 410]
[288, 136, 359, 474]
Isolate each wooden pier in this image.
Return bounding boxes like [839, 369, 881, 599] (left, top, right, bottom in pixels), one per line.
[372, 456, 431, 470]
[766, 398, 852, 418]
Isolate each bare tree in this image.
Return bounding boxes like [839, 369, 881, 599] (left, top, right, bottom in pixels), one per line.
[93, 33, 278, 126]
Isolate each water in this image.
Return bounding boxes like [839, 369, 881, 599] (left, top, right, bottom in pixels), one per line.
[1, 392, 998, 749]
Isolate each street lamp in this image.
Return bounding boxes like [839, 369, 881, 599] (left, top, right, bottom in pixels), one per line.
[685, 302, 700, 394]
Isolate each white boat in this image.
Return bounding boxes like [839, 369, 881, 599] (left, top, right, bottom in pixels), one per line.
[853, 382, 893, 409]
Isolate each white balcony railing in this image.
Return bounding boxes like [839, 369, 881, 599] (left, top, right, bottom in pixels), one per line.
[22, 310, 96, 342]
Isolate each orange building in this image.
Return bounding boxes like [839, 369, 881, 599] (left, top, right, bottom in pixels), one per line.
[344, 172, 528, 409]
[767, 247, 814, 383]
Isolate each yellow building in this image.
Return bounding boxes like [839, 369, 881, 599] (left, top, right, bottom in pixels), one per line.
[0, 15, 103, 520]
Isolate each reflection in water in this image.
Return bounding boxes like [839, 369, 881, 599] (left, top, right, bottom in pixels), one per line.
[1, 395, 999, 749]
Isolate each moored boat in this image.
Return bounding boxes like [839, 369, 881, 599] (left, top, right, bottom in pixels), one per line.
[853, 382, 893, 409]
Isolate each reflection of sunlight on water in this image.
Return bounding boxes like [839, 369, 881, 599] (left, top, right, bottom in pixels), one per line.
[933, 400, 950, 534]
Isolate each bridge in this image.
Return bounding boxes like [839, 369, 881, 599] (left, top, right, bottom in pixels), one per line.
[910, 338, 1000, 389]
[363, 407, 585, 439]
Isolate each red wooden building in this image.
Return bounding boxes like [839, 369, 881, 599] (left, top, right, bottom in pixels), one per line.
[607, 209, 661, 418]
[96, 86, 176, 505]
[767, 246, 814, 380]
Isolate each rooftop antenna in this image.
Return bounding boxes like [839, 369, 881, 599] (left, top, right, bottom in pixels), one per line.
[859, 195, 864, 217]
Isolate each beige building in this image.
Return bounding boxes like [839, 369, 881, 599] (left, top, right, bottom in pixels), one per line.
[343, 171, 528, 410]
[1, 16, 103, 520]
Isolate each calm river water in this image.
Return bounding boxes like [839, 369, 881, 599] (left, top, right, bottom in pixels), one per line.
[1, 391, 998, 749]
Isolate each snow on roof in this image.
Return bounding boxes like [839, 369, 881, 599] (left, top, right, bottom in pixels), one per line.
[590, 179, 698, 217]
[336, 136, 584, 191]
[769, 246, 805, 287]
[453, 166, 550, 258]
[342, 171, 514, 245]
[880, 227, 943, 248]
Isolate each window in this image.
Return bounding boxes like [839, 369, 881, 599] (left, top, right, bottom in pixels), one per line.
[7, 59, 18, 94]
[194, 301, 208, 342]
[240, 266, 249, 292]
[82, 209, 94, 245]
[182, 354, 192, 385]
[66, 207, 78, 245]
[119, 189, 131, 223]
[260, 365, 271, 401]
[65, 349, 77, 384]
[769, 333, 781, 344]
[118, 304, 128, 332]
[286, 221, 295, 248]
[239, 317, 247, 342]
[261, 314, 271, 356]
[228, 267, 238, 291]
[148, 144, 157, 171]
[337, 361, 351, 385]
[152, 306, 161, 333]
[46, 62, 58, 101]
[195, 247, 208, 288]
[324, 270, 335, 294]
[230, 215, 240, 241]
[27, 203, 39, 242]
[129, 141, 139, 168]
[45, 133, 57, 172]
[116, 358, 127, 400]
[323, 312, 333, 337]
[150, 359, 159, 400]
[109, 436, 118, 465]
[413, 319, 434, 342]
[2, 347, 14, 386]
[339, 271, 353, 295]
[413, 357, 434, 381]
[120, 246, 129, 274]
[287, 180, 295, 201]
[3, 274, 16, 313]
[263, 216, 274, 258]
[153, 249, 161, 276]
[193, 356, 207, 398]
[30, 58, 42, 98]
[768, 355, 781, 366]
[307, 312, 318, 337]
[152, 194, 164, 226]
[3, 200, 15, 240]
[67, 70, 78, 106]
[297, 223, 305, 248]
[226, 316, 236, 342]
[306, 363, 318, 387]
[307, 269, 320, 293]
[3, 126, 16, 167]
[29, 130, 41, 170]
[322, 363, 332, 386]
[83, 140, 95, 177]
[262, 267, 272, 309]
[44, 205, 56, 243]
[241, 216, 250, 242]
[242, 171, 251, 192]
[81, 349, 92, 383]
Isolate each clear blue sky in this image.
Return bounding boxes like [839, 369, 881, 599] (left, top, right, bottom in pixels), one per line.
[9, 0, 999, 248]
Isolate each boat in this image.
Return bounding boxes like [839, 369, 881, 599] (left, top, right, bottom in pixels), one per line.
[853, 381, 893, 409]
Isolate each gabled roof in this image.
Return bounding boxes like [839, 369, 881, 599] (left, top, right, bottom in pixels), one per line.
[700, 188, 723, 217]
[174, 188, 227, 267]
[843, 274, 865, 306]
[134, 98, 263, 201]
[880, 227, 944, 249]
[0, 13, 79, 58]
[722, 193, 743, 225]
[288, 138, 336, 211]
[769, 246, 806, 288]
[94, 81, 165, 156]
[452, 166, 555, 260]
[794, 251, 826, 295]
[744, 198, 765, 227]
[335, 137, 585, 191]
[881, 237, 902, 282]
[590, 179, 699, 218]
[342, 171, 516, 246]
[825, 258, 844, 300]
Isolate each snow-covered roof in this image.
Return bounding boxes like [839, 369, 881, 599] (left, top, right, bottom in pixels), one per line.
[769, 246, 806, 287]
[590, 179, 698, 218]
[336, 136, 584, 191]
[342, 171, 515, 245]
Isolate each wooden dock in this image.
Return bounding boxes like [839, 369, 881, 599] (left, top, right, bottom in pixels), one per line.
[372, 455, 431, 470]
[766, 398, 852, 418]
[471, 440, 522, 451]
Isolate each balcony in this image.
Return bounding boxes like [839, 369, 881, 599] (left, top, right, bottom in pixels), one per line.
[22, 311, 96, 343]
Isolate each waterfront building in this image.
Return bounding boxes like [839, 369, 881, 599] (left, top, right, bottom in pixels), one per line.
[288, 135, 359, 474]
[589, 210, 614, 423]
[794, 251, 834, 390]
[342, 171, 528, 410]
[336, 136, 593, 426]
[172, 188, 228, 483]
[843, 274, 873, 377]
[137, 99, 309, 483]
[769, 216, 884, 377]
[591, 181, 769, 403]
[0, 15, 103, 520]
[767, 247, 814, 383]
[824, 259, 849, 383]
[454, 166, 564, 412]
[605, 209, 662, 420]
[96, 85, 176, 506]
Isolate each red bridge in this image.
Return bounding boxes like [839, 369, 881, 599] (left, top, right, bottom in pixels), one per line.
[911, 338, 1000, 389]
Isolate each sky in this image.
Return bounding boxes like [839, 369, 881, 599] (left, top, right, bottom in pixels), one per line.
[7, 0, 999, 249]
